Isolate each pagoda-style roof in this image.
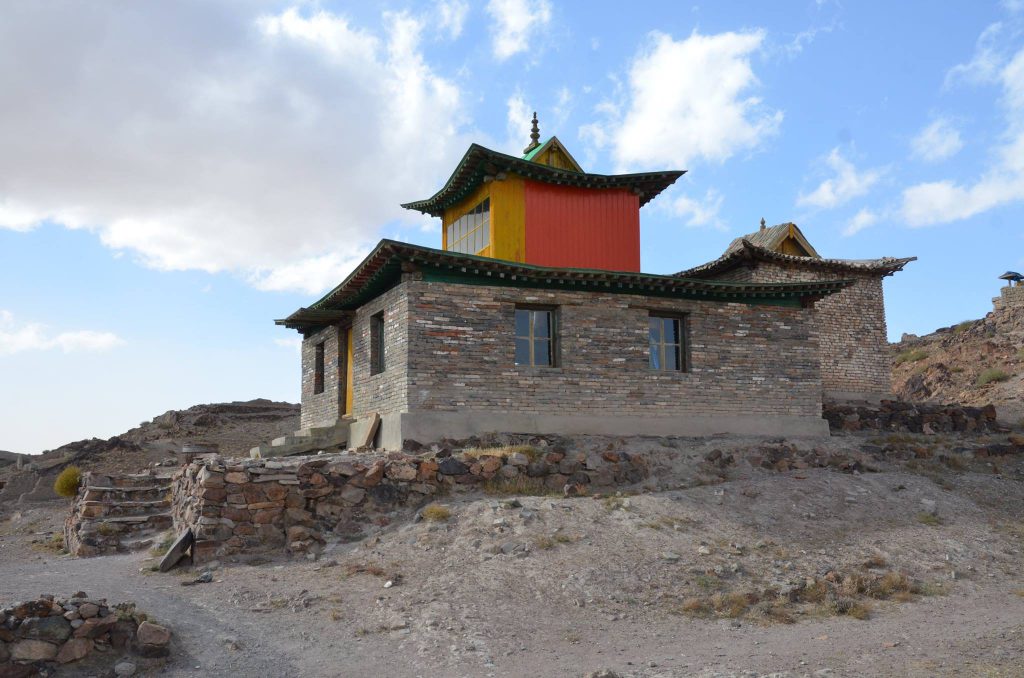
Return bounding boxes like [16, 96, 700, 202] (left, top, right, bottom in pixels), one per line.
[401, 143, 684, 217]
[726, 222, 819, 258]
[277, 240, 855, 331]
[677, 239, 916, 279]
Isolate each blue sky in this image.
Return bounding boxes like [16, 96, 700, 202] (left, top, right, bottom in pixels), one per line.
[2, 1, 1023, 453]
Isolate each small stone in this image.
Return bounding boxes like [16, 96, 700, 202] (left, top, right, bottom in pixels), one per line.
[78, 602, 99, 619]
[697, 545, 711, 555]
[661, 552, 681, 563]
[114, 660, 137, 677]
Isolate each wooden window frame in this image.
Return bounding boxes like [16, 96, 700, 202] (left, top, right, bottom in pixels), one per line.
[313, 341, 325, 394]
[445, 197, 491, 255]
[514, 306, 558, 368]
[648, 313, 688, 372]
[370, 312, 385, 375]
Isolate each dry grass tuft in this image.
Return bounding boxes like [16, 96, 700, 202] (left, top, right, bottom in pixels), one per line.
[916, 512, 943, 526]
[977, 368, 1011, 386]
[420, 504, 451, 522]
[861, 555, 888, 569]
[345, 563, 386, 577]
[895, 349, 928, 365]
[461, 445, 540, 461]
[482, 476, 558, 497]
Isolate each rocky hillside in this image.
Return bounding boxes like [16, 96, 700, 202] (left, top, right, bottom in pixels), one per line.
[1, 399, 298, 486]
[892, 301, 1024, 422]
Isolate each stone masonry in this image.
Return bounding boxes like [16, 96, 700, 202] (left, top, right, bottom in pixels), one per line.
[704, 262, 891, 401]
[299, 275, 828, 445]
[993, 284, 1024, 311]
[169, 445, 648, 563]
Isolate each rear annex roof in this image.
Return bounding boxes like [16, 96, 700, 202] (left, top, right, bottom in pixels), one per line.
[677, 239, 917, 279]
[277, 240, 855, 331]
[400, 143, 685, 217]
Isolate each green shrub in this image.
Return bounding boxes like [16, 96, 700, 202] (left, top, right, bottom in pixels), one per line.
[952, 320, 974, 334]
[895, 349, 928, 365]
[53, 466, 82, 498]
[976, 368, 1011, 386]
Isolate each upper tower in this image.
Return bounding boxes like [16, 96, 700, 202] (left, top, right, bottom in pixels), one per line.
[402, 114, 684, 272]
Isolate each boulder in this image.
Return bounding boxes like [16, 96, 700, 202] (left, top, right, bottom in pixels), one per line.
[73, 615, 118, 639]
[133, 621, 171, 657]
[17, 615, 71, 643]
[135, 621, 171, 647]
[10, 639, 58, 661]
[55, 637, 92, 663]
[438, 458, 469, 475]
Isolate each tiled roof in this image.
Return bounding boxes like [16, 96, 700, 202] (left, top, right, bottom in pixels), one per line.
[401, 143, 683, 217]
[677, 239, 916, 279]
[277, 240, 855, 331]
[725, 222, 818, 257]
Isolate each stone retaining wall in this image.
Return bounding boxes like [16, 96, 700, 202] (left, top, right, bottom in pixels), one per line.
[824, 400, 999, 434]
[171, 444, 649, 563]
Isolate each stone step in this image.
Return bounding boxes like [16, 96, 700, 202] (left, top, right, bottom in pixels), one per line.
[271, 434, 308, 447]
[83, 487, 170, 504]
[101, 513, 172, 524]
[80, 500, 171, 518]
[293, 425, 340, 438]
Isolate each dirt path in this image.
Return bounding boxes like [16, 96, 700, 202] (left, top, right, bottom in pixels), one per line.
[1, 550, 306, 677]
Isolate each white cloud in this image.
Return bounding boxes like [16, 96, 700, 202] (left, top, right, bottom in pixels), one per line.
[581, 30, 782, 171]
[0, 4, 469, 294]
[796, 148, 883, 209]
[0, 311, 124, 356]
[505, 92, 533, 153]
[486, 0, 552, 60]
[911, 118, 964, 162]
[902, 44, 1024, 226]
[843, 208, 879, 236]
[553, 86, 572, 126]
[436, 0, 469, 39]
[944, 23, 1005, 89]
[665, 188, 725, 229]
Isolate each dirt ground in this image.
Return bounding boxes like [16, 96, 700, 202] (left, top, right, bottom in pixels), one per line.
[3, 434, 1024, 677]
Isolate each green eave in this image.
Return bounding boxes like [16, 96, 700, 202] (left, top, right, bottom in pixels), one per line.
[400, 143, 684, 217]
[275, 240, 854, 332]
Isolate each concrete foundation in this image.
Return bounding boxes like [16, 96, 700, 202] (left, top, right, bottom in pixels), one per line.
[353, 410, 831, 451]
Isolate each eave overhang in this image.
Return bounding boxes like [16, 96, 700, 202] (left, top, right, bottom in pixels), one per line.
[678, 240, 917, 279]
[277, 240, 856, 333]
[401, 143, 685, 217]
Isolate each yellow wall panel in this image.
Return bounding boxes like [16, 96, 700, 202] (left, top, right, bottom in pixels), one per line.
[439, 175, 525, 263]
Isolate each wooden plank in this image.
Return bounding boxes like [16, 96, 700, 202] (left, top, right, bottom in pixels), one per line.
[358, 412, 381, 450]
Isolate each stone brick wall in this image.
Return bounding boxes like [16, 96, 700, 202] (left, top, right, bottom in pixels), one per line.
[404, 279, 823, 418]
[705, 262, 891, 399]
[351, 282, 410, 420]
[300, 283, 412, 431]
[300, 325, 344, 429]
[170, 446, 648, 562]
[994, 284, 1024, 311]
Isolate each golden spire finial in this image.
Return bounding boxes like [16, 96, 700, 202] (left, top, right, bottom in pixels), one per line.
[523, 111, 541, 154]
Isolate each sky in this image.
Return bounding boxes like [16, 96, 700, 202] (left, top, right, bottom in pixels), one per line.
[2, 1, 1023, 453]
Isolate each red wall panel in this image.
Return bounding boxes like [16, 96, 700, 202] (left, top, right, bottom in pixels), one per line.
[523, 181, 641, 272]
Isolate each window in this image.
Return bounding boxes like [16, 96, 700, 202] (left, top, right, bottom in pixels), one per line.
[514, 308, 555, 367]
[649, 315, 685, 371]
[445, 198, 490, 255]
[370, 312, 385, 375]
[313, 342, 325, 394]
